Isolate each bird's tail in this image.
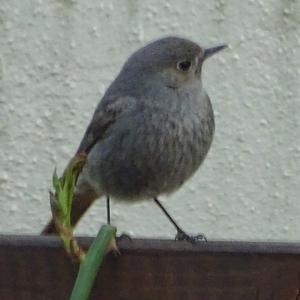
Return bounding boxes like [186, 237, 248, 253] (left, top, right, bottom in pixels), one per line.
[41, 182, 101, 235]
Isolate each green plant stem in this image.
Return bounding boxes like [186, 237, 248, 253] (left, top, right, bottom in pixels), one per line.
[70, 224, 117, 300]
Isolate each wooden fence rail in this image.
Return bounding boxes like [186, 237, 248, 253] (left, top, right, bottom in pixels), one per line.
[0, 235, 299, 300]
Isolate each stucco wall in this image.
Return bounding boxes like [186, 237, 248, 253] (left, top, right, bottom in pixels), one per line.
[0, 0, 299, 240]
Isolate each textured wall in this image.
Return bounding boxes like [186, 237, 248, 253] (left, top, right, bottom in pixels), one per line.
[0, 0, 299, 241]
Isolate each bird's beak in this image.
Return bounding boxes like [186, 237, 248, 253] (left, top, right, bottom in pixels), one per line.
[204, 44, 227, 60]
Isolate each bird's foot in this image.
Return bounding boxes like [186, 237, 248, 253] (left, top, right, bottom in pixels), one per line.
[175, 230, 207, 244]
[113, 233, 132, 256]
[117, 232, 132, 242]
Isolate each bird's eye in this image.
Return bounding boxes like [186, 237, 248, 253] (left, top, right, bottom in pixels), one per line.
[177, 60, 192, 72]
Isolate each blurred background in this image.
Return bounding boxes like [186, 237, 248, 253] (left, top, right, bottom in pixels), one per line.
[0, 0, 299, 240]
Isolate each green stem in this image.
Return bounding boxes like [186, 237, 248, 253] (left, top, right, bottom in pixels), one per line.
[70, 224, 117, 300]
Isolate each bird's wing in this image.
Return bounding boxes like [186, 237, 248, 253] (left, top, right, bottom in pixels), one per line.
[76, 96, 137, 154]
[43, 97, 137, 235]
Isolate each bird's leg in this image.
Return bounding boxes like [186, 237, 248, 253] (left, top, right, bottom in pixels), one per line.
[153, 197, 207, 243]
[106, 195, 132, 241]
[106, 195, 111, 225]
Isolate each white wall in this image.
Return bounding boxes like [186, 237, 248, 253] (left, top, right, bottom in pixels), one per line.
[0, 0, 299, 241]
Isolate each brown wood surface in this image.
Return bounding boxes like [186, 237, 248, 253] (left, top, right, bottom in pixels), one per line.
[0, 235, 299, 300]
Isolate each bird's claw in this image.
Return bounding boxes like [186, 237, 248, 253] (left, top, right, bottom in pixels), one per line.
[175, 230, 207, 244]
[117, 233, 132, 242]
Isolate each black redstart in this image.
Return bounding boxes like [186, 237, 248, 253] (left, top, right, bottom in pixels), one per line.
[43, 36, 227, 242]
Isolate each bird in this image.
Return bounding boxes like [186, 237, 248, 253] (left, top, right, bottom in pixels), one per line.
[42, 36, 227, 242]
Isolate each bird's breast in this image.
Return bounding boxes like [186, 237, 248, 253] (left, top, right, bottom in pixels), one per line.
[87, 92, 215, 200]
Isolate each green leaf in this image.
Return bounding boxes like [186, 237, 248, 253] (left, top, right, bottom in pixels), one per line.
[52, 169, 60, 192]
[50, 153, 87, 258]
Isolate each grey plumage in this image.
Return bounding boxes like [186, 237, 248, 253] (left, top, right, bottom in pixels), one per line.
[78, 37, 215, 200]
[43, 36, 226, 235]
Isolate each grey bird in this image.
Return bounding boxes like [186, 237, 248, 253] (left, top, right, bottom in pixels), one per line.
[43, 36, 227, 242]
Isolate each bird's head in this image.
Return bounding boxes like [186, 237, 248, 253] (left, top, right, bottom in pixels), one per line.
[123, 36, 227, 89]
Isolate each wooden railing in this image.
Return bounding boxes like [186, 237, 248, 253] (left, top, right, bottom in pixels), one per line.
[0, 235, 299, 299]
